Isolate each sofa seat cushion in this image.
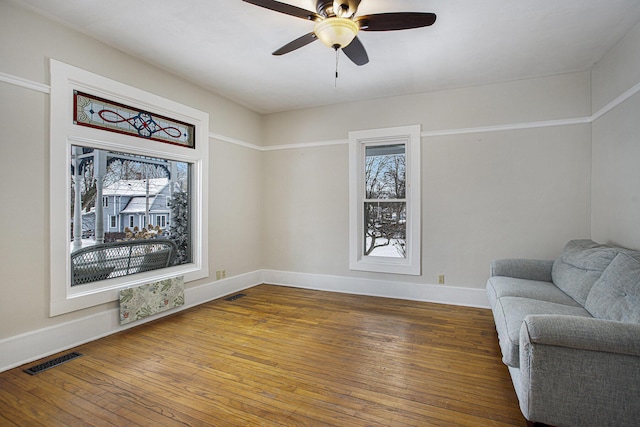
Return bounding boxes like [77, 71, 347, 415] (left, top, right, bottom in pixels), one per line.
[487, 276, 582, 309]
[552, 240, 619, 305]
[585, 252, 640, 323]
[492, 297, 592, 368]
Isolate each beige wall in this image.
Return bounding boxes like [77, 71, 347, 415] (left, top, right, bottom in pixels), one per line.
[263, 145, 350, 274]
[591, 21, 640, 249]
[591, 22, 640, 115]
[422, 125, 591, 286]
[0, 82, 51, 337]
[262, 72, 591, 147]
[210, 139, 264, 275]
[0, 1, 264, 339]
[262, 73, 593, 289]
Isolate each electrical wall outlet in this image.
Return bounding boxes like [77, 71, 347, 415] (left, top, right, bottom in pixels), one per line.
[221, 270, 226, 279]
[216, 270, 221, 280]
[438, 274, 445, 284]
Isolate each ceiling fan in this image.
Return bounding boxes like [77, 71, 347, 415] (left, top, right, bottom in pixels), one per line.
[242, 0, 437, 66]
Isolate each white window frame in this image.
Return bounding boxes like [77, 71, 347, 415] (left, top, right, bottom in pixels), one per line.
[109, 215, 117, 229]
[349, 125, 421, 275]
[49, 60, 209, 316]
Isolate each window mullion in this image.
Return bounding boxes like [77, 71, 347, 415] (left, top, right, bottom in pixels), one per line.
[364, 198, 407, 203]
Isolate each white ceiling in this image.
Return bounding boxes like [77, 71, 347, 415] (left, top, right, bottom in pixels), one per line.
[12, 0, 640, 114]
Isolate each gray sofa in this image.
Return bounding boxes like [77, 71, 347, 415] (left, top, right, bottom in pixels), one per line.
[486, 239, 640, 427]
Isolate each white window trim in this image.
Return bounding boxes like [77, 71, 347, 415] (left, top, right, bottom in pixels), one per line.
[156, 215, 167, 228]
[49, 60, 209, 316]
[349, 125, 421, 275]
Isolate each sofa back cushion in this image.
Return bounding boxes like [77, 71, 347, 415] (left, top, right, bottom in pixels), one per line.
[585, 252, 640, 323]
[551, 240, 619, 305]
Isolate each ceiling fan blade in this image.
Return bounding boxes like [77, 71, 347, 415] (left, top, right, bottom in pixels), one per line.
[243, 0, 321, 21]
[342, 36, 369, 66]
[273, 32, 318, 55]
[356, 12, 437, 31]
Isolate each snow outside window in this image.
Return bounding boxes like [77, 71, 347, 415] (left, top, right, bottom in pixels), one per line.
[349, 125, 421, 275]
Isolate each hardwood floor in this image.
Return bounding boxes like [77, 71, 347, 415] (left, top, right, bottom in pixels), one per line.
[0, 285, 526, 426]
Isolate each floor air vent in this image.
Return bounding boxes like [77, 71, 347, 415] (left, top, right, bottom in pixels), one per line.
[225, 293, 246, 301]
[23, 352, 82, 375]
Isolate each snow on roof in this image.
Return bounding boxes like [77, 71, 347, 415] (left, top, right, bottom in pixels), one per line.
[121, 196, 157, 213]
[103, 178, 169, 196]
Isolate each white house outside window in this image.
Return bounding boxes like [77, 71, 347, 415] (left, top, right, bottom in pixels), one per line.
[349, 125, 421, 275]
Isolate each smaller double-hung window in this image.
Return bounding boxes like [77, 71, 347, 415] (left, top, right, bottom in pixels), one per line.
[349, 125, 421, 275]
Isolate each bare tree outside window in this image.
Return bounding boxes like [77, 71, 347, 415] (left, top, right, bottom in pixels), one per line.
[364, 144, 406, 257]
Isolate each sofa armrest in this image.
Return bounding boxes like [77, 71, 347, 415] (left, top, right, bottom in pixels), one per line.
[517, 315, 640, 426]
[490, 258, 554, 282]
[523, 315, 640, 356]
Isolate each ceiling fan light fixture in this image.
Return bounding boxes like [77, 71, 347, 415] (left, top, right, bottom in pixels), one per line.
[314, 17, 359, 49]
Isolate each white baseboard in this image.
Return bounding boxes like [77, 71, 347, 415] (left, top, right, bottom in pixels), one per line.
[0, 269, 488, 372]
[0, 271, 262, 373]
[262, 270, 490, 309]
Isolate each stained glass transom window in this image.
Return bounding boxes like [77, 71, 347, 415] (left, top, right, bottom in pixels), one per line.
[74, 91, 195, 148]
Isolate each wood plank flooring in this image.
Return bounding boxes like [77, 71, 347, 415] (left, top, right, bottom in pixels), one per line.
[0, 285, 526, 426]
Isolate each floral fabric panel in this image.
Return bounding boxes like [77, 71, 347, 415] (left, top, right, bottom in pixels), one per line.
[119, 276, 184, 324]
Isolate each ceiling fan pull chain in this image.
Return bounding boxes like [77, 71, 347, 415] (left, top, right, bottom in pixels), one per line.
[335, 46, 339, 88]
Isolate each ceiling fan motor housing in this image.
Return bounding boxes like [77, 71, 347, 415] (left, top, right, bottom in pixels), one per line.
[316, 1, 356, 18]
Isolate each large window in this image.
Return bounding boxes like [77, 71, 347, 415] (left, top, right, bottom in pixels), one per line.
[349, 125, 421, 275]
[70, 146, 192, 274]
[50, 60, 209, 316]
